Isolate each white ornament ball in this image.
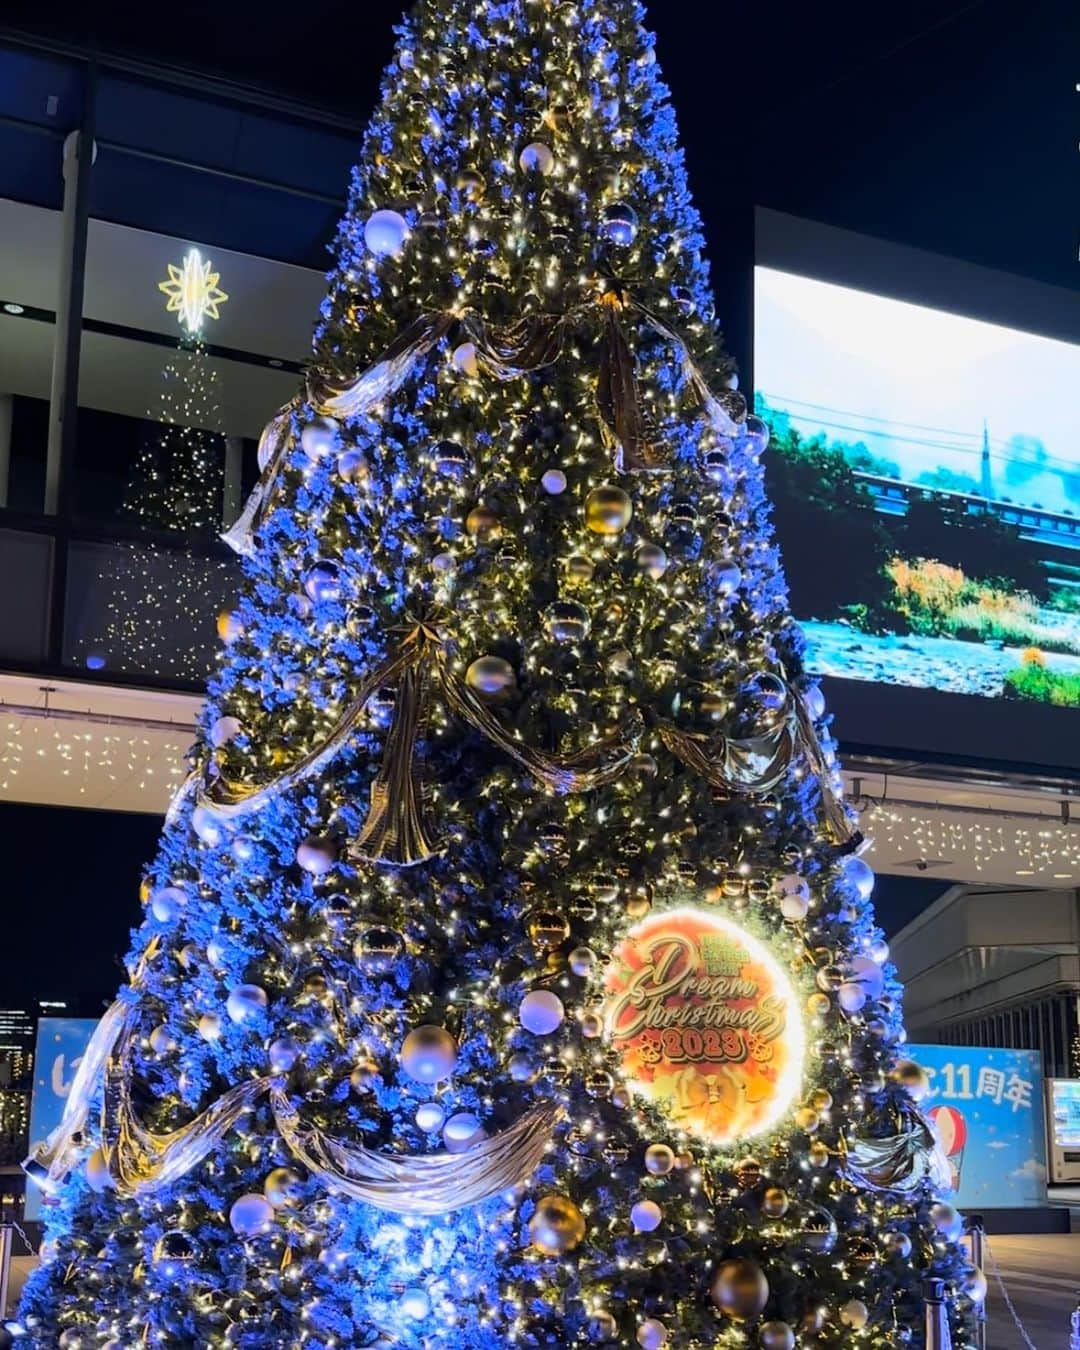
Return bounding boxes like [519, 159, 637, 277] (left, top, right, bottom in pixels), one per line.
[839, 1300, 869, 1330]
[452, 341, 479, 375]
[442, 1112, 483, 1152]
[843, 854, 876, 899]
[149, 1024, 176, 1054]
[232, 834, 255, 863]
[296, 835, 337, 875]
[519, 141, 555, 175]
[930, 1200, 962, 1239]
[364, 209, 408, 257]
[541, 468, 567, 494]
[229, 1192, 275, 1237]
[846, 954, 886, 1000]
[401, 1288, 431, 1320]
[415, 1102, 445, 1133]
[150, 885, 186, 923]
[191, 804, 224, 847]
[197, 1013, 223, 1042]
[779, 890, 810, 922]
[519, 989, 565, 1035]
[630, 1199, 663, 1232]
[568, 946, 595, 976]
[205, 937, 227, 968]
[210, 716, 243, 748]
[300, 418, 340, 461]
[226, 984, 267, 1024]
[637, 1318, 668, 1349]
[400, 1025, 458, 1084]
[268, 1036, 300, 1072]
[86, 1147, 112, 1194]
[509, 1052, 537, 1082]
[837, 981, 867, 1014]
[805, 683, 827, 720]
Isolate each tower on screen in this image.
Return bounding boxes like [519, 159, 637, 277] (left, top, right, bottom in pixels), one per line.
[19, 1, 978, 1346]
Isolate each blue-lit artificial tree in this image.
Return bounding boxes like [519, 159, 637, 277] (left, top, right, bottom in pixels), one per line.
[17, 1, 979, 1347]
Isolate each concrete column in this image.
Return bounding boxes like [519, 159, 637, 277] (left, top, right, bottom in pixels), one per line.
[44, 130, 95, 515]
[0, 392, 12, 508]
[223, 435, 244, 528]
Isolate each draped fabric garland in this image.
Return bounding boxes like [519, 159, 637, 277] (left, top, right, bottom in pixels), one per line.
[24, 996, 563, 1211]
[271, 1089, 563, 1215]
[842, 1107, 953, 1196]
[196, 616, 853, 866]
[220, 288, 744, 560]
[199, 619, 645, 866]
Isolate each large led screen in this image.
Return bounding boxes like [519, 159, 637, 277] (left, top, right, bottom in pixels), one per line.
[756, 266, 1080, 711]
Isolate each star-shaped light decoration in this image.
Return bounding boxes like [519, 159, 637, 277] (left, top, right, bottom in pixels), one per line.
[158, 248, 228, 333]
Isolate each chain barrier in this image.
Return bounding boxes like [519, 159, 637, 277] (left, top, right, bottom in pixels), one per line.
[983, 1232, 1040, 1350]
[9, 1217, 37, 1257]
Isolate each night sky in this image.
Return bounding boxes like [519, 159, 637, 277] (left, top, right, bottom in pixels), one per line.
[1, 0, 1069, 1004]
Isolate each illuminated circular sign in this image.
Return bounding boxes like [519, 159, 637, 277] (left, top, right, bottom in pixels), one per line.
[604, 908, 804, 1146]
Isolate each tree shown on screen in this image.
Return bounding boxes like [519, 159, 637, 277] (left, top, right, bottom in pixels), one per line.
[19, 1, 978, 1347]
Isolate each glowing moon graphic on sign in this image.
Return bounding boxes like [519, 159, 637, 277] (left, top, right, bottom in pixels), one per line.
[604, 908, 805, 1146]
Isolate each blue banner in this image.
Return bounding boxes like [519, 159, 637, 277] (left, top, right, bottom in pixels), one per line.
[25, 1018, 98, 1221]
[908, 1043, 1048, 1209]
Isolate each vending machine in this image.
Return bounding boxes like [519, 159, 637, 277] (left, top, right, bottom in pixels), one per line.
[1045, 1078, 1080, 1184]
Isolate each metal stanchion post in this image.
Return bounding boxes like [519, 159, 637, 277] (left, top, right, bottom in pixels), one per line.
[965, 1213, 988, 1350]
[0, 1223, 12, 1324]
[924, 1277, 954, 1350]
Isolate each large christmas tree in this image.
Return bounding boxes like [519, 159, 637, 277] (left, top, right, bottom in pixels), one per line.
[18, 1, 980, 1346]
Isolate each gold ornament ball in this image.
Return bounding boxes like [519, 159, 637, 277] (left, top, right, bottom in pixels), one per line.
[635, 541, 668, 579]
[839, 1299, 869, 1330]
[585, 484, 633, 535]
[674, 1149, 694, 1171]
[456, 168, 486, 200]
[611, 1085, 631, 1108]
[810, 1088, 833, 1111]
[807, 991, 831, 1017]
[350, 1059, 379, 1092]
[733, 1156, 763, 1189]
[644, 1144, 675, 1176]
[543, 600, 591, 643]
[264, 1167, 303, 1208]
[565, 553, 596, 583]
[761, 1186, 789, 1218]
[528, 1193, 586, 1255]
[585, 1069, 615, 1099]
[808, 1139, 830, 1168]
[466, 655, 515, 696]
[794, 1106, 820, 1132]
[758, 1323, 795, 1350]
[579, 1011, 604, 1038]
[891, 1058, 931, 1102]
[466, 505, 501, 540]
[710, 1258, 769, 1321]
[800, 1307, 828, 1334]
[526, 909, 571, 949]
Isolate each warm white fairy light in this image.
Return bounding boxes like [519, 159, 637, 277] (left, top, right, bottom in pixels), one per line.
[863, 802, 1080, 882]
[0, 718, 189, 800]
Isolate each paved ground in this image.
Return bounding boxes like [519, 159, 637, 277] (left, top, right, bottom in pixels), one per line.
[6, 1236, 1079, 1344]
[982, 1233, 1079, 1349]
